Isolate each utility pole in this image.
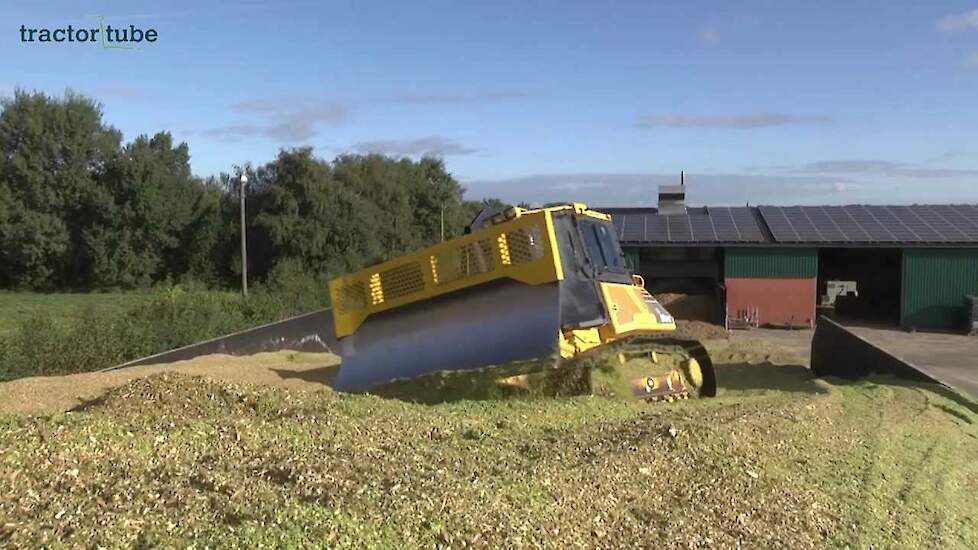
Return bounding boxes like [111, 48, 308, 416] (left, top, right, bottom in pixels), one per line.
[440, 205, 445, 242]
[239, 171, 248, 297]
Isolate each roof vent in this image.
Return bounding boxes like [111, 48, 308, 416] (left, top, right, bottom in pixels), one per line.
[658, 171, 687, 216]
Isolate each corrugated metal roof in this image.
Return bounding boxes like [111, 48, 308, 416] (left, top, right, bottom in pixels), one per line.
[607, 204, 978, 246]
[603, 207, 770, 244]
[759, 205, 978, 244]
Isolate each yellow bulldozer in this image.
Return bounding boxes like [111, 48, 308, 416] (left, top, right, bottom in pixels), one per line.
[328, 203, 716, 401]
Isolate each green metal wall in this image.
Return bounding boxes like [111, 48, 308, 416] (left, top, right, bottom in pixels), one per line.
[724, 248, 817, 278]
[901, 248, 978, 330]
[623, 247, 640, 272]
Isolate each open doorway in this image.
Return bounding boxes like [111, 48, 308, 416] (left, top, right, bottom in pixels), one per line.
[817, 247, 902, 326]
[634, 247, 723, 323]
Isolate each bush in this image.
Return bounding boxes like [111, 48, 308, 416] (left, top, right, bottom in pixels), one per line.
[0, 307, 131, 380]
[0, 269, 332, 381]
[257, 258, 331, 315]
[124, 287, 250, 353]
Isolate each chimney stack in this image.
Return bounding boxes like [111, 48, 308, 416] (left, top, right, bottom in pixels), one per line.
[657, 172, 687, 216]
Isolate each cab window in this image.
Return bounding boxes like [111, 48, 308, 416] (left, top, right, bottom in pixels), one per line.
[578, 218, 625, 272]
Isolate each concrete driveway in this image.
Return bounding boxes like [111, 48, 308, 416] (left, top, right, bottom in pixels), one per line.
[730, 325, 978, 402]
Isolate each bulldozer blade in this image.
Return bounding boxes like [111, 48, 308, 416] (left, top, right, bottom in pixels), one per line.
[334, 280, 562, 392]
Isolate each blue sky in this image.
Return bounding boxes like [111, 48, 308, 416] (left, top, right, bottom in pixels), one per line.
[4, 1, 978, 206]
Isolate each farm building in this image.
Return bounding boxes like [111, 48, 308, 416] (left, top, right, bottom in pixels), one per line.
[605, 194, 978, 332]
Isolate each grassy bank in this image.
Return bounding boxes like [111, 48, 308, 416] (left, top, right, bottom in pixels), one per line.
[0, 271, 329, 381]
[0, 291, 154, 336]
[0, 348, 974, 548]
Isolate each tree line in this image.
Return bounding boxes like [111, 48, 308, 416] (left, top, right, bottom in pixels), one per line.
[0, 90, 502, 290]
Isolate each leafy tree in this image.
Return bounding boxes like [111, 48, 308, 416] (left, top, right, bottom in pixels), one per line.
[0, 199, 70, 288]
[88, 132, 203, 286]
[331, 154, 424, 256]
[0, 89, 120, 288]
[412, 157, 469, 242]
[249, 148, 387, 279]
[0, 89, 502, 291]
[178, 183, 227, 285]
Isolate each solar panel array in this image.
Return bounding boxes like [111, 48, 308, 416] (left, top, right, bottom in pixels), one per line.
[608, 207, 768, 244]
[758, 205, 978, 244]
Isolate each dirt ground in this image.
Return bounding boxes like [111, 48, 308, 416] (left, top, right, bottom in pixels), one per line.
[728, 325, 978, 401]
[0, 352, 340, 416]
[673, 319, 728, 340]
[728, 328, 815, 365]
[845, 326, 978, 400]
[657, 292, 717, 322]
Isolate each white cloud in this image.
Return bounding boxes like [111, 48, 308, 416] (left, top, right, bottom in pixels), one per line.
[463, 172, 858, 206]
[463, 171, 978, 206]
[789, 159, 978, 178]
[392, 91, 525, 104]
[351, 137, 476, 157]
[697, 25, 720, 44]
[202, 98, 347, 142]
[637, 112, 833, 129]
[84, 11, 196, 22]
[937, 9, 978, 33]
[549, 181, 609, 192]
[90, 86, 145, 99]
[965, 51, 978, 69]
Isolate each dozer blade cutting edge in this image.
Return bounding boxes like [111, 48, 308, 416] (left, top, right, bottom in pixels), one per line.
[334, 280, 562, 392]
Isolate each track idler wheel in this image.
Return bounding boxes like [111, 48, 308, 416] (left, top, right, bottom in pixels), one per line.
[597, 336, 718, 402]
[630, 370, 691, 401]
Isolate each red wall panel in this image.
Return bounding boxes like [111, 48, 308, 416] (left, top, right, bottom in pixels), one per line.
[726, 277, 817, 328]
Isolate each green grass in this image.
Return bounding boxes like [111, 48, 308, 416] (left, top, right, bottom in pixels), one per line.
[0, 288, 304, 382]
[0, 291, 153, 336]
[829, 381, 978, 547]
[0, 350, 975, 548]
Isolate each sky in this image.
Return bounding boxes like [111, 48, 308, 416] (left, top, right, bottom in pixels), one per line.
[4, 0, 978, 206]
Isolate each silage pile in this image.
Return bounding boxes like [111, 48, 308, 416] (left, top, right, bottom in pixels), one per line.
[0, 371, 842, 548]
